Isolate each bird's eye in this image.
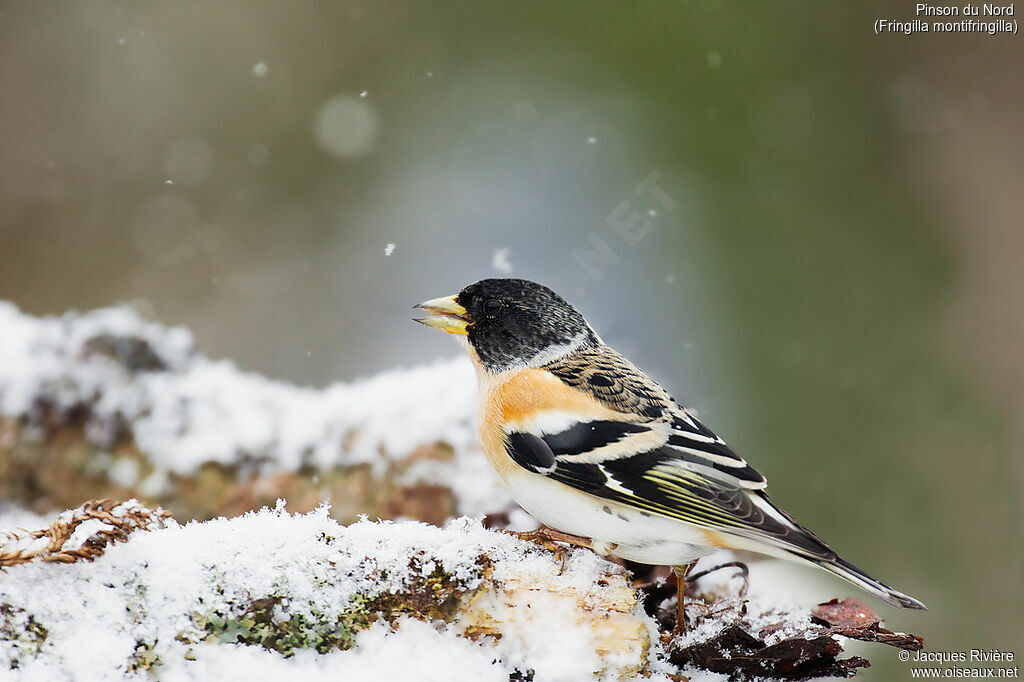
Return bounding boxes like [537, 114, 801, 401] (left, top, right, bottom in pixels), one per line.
[484, 299, 502, 318]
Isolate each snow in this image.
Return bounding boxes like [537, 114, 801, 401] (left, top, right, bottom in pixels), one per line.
[313, 95, 379, 159]
[491, 247, 513, 274]
[0, 507, 48, 533]
[158, 620, 508, 682]
[0, 502, 668, 682]
[107, 457, 140, 487]
[0, 302, 508, 516]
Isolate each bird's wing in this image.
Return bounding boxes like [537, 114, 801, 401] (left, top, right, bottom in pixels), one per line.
[541, 345, 766, 487]
[507, 424, 832, 560]
[513, 347, 833, 559]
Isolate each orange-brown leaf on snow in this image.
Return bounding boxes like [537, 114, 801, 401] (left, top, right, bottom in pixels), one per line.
[813, 598, 923, 652]
[811, 598, 881, 629]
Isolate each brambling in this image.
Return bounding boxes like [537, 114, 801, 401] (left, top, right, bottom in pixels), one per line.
[414, 278, 926, 631]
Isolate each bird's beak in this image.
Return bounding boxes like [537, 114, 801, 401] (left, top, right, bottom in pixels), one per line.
[413, 294, 469, 335]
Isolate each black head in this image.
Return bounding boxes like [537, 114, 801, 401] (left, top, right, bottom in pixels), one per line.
[414, 279, 598, 372]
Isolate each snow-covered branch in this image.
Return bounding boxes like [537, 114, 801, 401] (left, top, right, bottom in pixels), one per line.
[0, 302, 510, 522]
[0, 500, 923, 681]
[1, 500, 652, 681]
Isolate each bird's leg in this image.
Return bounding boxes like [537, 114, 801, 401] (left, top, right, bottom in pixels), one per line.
[672, 563, 695, 635]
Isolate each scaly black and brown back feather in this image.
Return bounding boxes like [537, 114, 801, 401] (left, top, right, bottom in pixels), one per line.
[542, 345, 767, 486]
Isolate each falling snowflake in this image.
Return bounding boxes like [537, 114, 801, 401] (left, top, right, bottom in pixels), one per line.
[491, 248, 513, 274]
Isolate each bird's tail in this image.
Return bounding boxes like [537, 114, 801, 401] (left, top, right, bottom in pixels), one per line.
[738, 493, 928, 610]
[805, 553, 927, 611]
[719, 491, 928, 610]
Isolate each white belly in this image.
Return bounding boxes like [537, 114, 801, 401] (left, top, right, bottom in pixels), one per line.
[501, 469, 717, 566]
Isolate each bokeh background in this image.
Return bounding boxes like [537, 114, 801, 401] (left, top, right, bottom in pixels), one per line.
[1, 1, 1020, 677]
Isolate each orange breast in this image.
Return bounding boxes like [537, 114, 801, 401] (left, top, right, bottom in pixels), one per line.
[477, 367, 625, 478]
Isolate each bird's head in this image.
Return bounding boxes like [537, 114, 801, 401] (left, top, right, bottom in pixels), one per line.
[414, 278, 598, 372]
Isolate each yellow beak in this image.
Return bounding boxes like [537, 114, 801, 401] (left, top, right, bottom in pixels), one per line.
[413, 294, 469, 335]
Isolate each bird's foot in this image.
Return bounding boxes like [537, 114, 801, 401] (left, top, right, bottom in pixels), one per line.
[506, 526, 594, 550]
[504, 527, 594, 572]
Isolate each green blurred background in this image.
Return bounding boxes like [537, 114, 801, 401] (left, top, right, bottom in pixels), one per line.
[1, 1, 1020, 676]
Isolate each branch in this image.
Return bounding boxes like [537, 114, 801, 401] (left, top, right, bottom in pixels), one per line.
[0, 500, 648, 680]
[1, 501, 926, 680]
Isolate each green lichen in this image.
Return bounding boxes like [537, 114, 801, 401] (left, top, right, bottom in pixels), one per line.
[1, 604, 48, 670]
[183, 557, 472, 657]
[186, 594, 372, 655]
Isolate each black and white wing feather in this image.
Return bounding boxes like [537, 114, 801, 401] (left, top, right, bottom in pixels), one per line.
[504, 416, 832, 560]
[508, 345, 832, 560]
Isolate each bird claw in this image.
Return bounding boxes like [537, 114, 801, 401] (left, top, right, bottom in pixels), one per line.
[503, 527, 593, 574]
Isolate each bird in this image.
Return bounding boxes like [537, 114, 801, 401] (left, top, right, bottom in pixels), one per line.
[413, 278, 926, 631]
